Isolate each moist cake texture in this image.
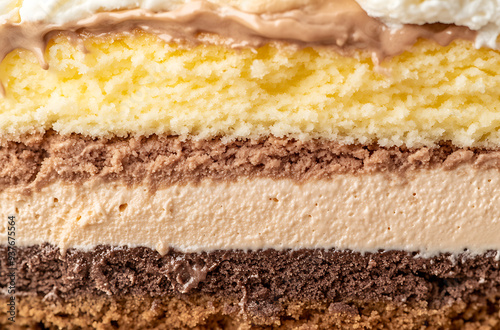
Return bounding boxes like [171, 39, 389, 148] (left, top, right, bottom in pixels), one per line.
[1, 0, 500, 329]
[2, 245, 500, 329]
[3, 39, 500, 147]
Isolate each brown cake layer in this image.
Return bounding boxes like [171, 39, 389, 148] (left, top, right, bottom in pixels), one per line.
[1, 245, 499, 316]
[2, 132, 500, 191]
[2, 294, 500, 329]
[1, 245, 499, 328]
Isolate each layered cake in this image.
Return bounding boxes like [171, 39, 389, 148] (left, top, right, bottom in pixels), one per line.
[1, 0, 500, 328]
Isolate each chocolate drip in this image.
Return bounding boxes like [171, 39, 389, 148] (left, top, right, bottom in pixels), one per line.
[0, 0, 476, 70]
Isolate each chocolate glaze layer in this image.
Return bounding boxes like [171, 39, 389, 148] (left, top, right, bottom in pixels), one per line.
[1, 245, 499, 318]
[2, 132, 500, 191]
[0, 0, 475, 70]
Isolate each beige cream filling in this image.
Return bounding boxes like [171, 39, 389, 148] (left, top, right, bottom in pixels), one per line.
[1, 166, 500, 256]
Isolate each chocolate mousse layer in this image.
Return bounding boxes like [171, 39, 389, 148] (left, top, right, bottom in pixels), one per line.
[2, 132, 500, 191]
[1, 245, 499, 312]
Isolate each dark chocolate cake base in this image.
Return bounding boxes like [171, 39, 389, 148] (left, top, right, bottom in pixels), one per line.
[1, 245, 499, 329]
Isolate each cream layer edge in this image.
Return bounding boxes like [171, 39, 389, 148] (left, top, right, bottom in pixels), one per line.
[0, 166, 499, 257]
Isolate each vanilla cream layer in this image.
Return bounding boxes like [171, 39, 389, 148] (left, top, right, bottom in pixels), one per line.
[1, 167, 500, 256]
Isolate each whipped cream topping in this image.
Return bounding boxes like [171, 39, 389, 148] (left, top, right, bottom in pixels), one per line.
[356, 0, 500, 49]
[4, 0, 496, 49]
[18, 0, 185, 24]
[0, 2, 7, 14]
[2, 0, 324, 23]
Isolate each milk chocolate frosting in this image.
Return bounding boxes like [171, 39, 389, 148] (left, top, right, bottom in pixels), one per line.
[2, 132, 500, 192]
[0, 0, 476, 69]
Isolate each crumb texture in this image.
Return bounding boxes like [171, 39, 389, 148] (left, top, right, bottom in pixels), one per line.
[2, 38, 500, 147]
[1, 246, 499, 328]
[1, 245, 499, 307]
[1, 295, 499, 329]
[3, 132, 500, 191]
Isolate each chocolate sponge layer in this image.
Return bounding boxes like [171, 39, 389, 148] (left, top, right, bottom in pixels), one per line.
[3, 131, 500, 191]
[1, 245, 499, 318]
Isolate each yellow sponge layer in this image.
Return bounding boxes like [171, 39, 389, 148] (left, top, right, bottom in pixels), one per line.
[1, 34, 500, 147]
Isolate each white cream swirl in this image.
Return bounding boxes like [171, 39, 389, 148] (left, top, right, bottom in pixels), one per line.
[357, 0, 500, 49]
[1, 0, 320, 24]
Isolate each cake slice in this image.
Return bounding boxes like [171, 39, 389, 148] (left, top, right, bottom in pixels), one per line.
[1, 0, 500, 328]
